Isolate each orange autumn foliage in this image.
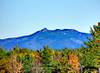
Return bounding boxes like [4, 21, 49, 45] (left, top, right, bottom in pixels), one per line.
[95, 40, 100, 43]
[68, 52, 80, 72]
[9, 55, 22, 73]
[32, 52, 41, 65]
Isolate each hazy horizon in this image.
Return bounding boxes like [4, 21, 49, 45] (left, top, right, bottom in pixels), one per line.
[0, 0, 100, 39]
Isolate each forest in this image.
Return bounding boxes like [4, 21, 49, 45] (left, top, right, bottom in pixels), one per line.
[0, 24, 100, 73]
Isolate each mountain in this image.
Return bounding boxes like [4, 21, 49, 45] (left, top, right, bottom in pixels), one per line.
[0, 28, 92, 50]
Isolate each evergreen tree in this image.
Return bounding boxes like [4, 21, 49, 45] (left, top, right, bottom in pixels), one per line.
[80, 22, 100, 69]
[40, 46, 53, 73]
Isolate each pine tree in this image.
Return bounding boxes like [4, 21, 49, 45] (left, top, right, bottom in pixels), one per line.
[40, 46, 53, 73]
[81, 22, 100, 69]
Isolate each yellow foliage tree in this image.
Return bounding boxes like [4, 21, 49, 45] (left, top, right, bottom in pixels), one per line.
[68, 52, 80, 72]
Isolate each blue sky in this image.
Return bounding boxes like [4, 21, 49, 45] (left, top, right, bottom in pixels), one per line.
[0, 0, 100, 39]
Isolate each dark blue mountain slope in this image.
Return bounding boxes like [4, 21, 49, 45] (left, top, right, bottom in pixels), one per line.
[0, 28, 92, 50]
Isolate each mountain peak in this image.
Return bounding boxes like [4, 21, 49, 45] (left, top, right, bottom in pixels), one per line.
[41, 28, 48, 32]
[0, 28, 92, 50]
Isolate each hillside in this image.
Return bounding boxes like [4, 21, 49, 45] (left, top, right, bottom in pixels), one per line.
[0, 28, 92, 50]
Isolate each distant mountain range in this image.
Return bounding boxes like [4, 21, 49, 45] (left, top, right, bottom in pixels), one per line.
[0, 28, 92, 50]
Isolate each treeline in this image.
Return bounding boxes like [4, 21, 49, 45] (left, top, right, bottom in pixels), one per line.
[0, 24, 100, 73]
